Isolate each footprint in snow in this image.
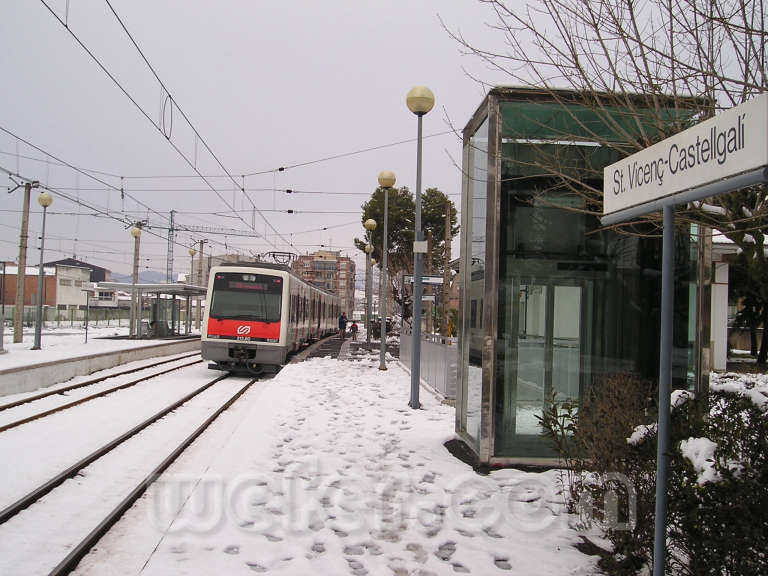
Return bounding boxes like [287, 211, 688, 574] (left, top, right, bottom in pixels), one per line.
[346, 557, 368, 576]
[405, 542, 428, 564]
[434, 541, 456, 561]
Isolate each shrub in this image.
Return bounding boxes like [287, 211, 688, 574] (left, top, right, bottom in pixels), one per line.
[539, 373, 768, 576]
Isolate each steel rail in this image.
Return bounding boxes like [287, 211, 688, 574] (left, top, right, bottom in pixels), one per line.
[49, 376, 257, 576]
[0, 357, 204, 433]
[0, 352, 201, 413]
[0, 372, 231, 525]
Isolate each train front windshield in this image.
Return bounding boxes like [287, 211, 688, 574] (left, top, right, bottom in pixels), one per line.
[210, 272, 283, 323]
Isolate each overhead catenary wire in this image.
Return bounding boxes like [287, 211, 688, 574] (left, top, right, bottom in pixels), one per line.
[38, 1, 286, 251]
[0, 127, 457, 182]
[1, 171, 361, 267]
[102, 0, 293, 250]
[0, 164, 202, 258]
[0, 125, 172, 230]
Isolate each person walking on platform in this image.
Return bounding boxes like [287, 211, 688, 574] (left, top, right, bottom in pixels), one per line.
[350, 321, 359, 341]
[338, 312, 348, 339]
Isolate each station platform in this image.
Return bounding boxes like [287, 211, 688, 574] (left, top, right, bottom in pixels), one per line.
[0, 328, 200, 397]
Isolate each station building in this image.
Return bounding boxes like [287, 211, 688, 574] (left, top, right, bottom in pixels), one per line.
[455, 87, 712, 465]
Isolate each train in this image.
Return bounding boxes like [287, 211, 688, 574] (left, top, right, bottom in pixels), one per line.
[201, 262, 340, 372]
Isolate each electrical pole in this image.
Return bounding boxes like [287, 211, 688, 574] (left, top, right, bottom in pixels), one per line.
[166, 209, 175, 283]
[129, 224, 142, 338]
[443, 200, 451, 336]
[14, 181, 37, 343]
[196, 239, 208, 329]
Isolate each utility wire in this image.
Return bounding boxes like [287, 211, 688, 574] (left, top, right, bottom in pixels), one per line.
[245, 130, 456, 176]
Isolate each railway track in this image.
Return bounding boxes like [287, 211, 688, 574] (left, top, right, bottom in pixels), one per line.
[0, 353, 203, 433]
[0, 371, 259, 576]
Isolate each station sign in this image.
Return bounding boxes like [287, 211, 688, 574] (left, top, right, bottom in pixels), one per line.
[603, 93, 768, 216]
[404, 274, 444, 285]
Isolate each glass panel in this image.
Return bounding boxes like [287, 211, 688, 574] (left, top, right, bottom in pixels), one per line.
[515, 284, 547, 435]
[461, 115, 489, 445]
[553, 285, 581, 402]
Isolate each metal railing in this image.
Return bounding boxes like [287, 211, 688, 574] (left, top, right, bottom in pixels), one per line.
[400, 323, 457, 399]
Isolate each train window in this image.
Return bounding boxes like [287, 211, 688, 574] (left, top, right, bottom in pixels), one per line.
[210, 272, 283, 323]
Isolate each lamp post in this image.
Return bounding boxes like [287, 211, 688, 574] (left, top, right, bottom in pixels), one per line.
[364, 218, 376, 346]
[31, 190, 53, 350]
[129, 224, 142, 339]
[406, 85, 435, 409]
[377, 170, 396, 370]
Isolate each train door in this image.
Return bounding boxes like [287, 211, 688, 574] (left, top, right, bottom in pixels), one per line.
[291, 283, 299, 351]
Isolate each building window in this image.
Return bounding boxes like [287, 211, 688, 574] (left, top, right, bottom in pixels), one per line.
[59, 279, 72, 286]
[98, 291, 112, 301]
[74, 280, 83, 287]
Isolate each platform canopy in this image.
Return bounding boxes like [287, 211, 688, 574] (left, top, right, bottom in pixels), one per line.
[95, 282, 208, 297]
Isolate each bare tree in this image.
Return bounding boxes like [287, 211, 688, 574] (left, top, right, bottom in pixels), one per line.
[446, 0, 768, 362]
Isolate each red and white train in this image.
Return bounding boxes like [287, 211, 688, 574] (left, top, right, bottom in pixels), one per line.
[201, 262, 340, 372]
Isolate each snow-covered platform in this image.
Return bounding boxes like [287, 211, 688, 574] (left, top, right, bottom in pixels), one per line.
[67, 352, 597, 575]
[0, 327, 200, 397]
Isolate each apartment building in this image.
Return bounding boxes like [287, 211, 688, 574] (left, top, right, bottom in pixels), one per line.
[292, 250, 355, 315]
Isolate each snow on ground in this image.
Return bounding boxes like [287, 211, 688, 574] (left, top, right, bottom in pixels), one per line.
[74, 354, 597, 576]
[0, 361, 210, 510]
[0, 369, 246, 576]
[0, 324, 198, 371]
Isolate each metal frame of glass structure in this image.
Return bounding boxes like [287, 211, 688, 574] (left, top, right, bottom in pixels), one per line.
[456, 88, 711, 466]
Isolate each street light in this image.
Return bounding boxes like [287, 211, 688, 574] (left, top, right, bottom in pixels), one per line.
[364, 218, 376, 346]
[377, 170, 395, 371]
[31, 190, 53, 350]
[406, 85, 435, 409]
[129, 224, 142, 339]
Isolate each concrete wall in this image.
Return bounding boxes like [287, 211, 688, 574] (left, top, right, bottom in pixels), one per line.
[0, 339, 200, 397]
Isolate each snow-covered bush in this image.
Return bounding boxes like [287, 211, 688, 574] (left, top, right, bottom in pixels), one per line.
[539, 372, 768, 576]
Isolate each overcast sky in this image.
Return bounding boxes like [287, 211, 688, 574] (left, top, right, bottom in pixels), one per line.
[0, 1, 507, 277]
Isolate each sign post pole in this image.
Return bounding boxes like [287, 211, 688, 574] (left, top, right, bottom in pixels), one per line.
[652, 204, 674, 576]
